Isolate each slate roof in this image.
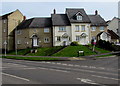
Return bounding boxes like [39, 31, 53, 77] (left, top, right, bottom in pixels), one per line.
[107, 30, 119, 39]
[17, 18, 52, 29]
[0, 11, 13, 19]
[51, 14, 71, 26]
[88, 15, 108, 26]
[66, 8, 91, 23]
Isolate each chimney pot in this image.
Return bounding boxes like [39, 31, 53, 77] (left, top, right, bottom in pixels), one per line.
[23, 16, 26, 20]
[95, 10, 98, 15]
[53, 9, 56, 14]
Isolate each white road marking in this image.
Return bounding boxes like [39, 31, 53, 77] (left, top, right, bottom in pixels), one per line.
[51, 62, 56, 64]
[68, 64, 73, 66]
[62, 63, 67, 66]
[56, 63, 61, 65]
[92, 75, 119, 81]
[2, 73, 30, 81]
[74, 65, 80, 67]
[77, 78, 98, 85]
[23, 68, 36, 70]
[73, 68, 118, 76]
[49, 69, 70, 73]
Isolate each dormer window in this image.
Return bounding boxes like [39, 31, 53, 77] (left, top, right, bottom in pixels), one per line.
[77, 15, 82, 20]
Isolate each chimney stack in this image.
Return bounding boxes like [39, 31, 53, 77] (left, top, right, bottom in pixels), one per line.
[95, 10, 98, 15]
[53, 9, 56, 14]
[23, 16, 26, 20]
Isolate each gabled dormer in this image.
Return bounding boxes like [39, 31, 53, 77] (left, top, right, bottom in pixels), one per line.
[75, 12, 82, 20]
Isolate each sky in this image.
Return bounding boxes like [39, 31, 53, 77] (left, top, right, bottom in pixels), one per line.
[1, 2, 118, 21]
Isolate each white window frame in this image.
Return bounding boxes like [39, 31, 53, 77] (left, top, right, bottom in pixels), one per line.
[57, 36, 61, 41]
[77, 15, 82, 20]
[91, 26, 96, 31]
[81, 25, 85, 31]
[3, 29, 6, 32]
[44, 28, 49, 33]
[44, 37, 50, 43]
[76, 36, 80, 41]
[75, 25, 80, 31]
[17, 40, 21, 44]
[59, 27, 66, 31]
[100, 26, 105, 31]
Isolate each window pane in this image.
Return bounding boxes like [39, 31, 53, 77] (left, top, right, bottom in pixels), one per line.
[59, 27, 66, 31]
[91, 27, 96, 31]
[57, 36, 61, 41]
[77, 16, 82, 20]
[100, 26, 104, 31]
[44, 28, 49, 32]
[76, 36, 80, 41]
[81, 25, 85, 31]
[75, 25, 79, 31]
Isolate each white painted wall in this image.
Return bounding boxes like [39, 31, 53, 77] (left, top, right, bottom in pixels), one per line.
[100, 32, 111, 42]
[71, 23, 91, 45]
[53, 26, 71, 46]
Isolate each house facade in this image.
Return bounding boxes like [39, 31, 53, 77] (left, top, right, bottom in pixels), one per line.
[88, 11, 108, 41]
[16, 18, 52, 49]
[0, 9, 24, 51]
[107, 17, 120, 37]
[66, 9, 91, 45]
[1, 8, 108, 50]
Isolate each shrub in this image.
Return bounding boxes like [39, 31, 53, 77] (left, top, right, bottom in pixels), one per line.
[70, 41, 79, 46]
[97, 39, 120, 51]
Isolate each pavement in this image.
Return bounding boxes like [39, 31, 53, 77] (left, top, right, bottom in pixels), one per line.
[1, 55, 119, 86]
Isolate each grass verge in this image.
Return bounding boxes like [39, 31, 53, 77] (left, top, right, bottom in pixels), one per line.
[96, 54, 113, 58]
[52, 45, 96, 57]
[2, 56, 60, 61]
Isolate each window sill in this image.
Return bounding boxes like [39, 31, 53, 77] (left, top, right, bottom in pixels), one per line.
[58, 31, 66, 32]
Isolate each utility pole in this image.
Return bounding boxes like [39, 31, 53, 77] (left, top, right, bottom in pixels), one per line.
[4, 40, 7, 56]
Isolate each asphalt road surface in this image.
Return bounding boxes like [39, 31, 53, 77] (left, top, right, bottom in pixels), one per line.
[1, 55, 120, 86]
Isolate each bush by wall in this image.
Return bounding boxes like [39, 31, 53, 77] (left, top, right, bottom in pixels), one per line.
[70, 41, 79, 46]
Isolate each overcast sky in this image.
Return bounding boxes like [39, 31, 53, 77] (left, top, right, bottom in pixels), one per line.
[1, 2, 118, 21]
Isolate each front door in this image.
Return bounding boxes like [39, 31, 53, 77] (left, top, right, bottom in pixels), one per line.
[63, 41, 67, 46]
[33, 38, 38, 47]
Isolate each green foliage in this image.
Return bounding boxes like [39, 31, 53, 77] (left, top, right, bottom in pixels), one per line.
[7, 48, 31, 55]
[70, 41, 79, 46]
[97, 39, 120, 51]
[52, 45, 96, 57]
[27, 46, 64, 56]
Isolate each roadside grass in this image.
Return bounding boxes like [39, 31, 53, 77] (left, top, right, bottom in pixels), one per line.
[52, 45, 96, 57]
[95, 47, 110, 53]
[7, 48, 31, 55]
[27, 46, 64, 56]
[88, 44, 110, 54]
[7, 46, 64, 56]
[96, 54, 113, 58]
[2, 56, 60, 61]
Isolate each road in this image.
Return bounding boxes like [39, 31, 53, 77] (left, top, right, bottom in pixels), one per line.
[1, 55, 119, 86]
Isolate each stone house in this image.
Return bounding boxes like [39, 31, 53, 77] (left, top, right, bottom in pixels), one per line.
[0, 9, 24, 51]
[16, 18, 52, 49]
[107, 17, 120, 37]
[88, 10, 108, 41]
[1, 8, 108, 50]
